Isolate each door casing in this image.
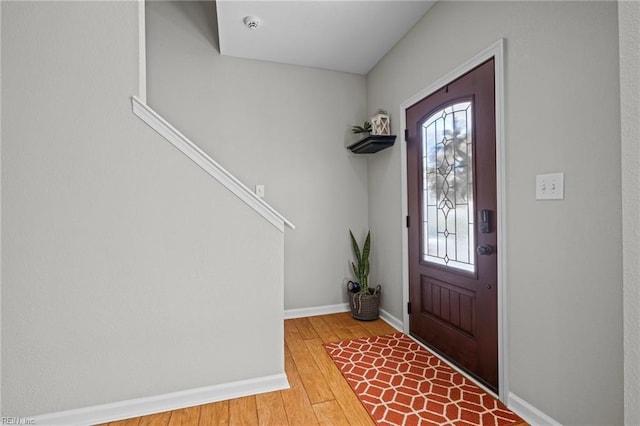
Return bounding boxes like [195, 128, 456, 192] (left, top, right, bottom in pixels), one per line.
[399, 39, 507, 401]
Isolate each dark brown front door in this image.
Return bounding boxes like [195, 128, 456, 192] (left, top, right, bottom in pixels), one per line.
[406, 58, 498, 392]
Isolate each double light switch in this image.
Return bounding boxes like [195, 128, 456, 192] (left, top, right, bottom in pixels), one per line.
[536, 173, 564, 200]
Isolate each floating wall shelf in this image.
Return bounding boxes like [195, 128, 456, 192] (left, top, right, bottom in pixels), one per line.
[347, 135, 397, 154]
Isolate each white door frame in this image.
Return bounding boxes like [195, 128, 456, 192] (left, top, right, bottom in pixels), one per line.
[399, 39, 508, 401]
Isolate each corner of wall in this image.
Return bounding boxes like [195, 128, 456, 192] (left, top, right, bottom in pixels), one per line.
[137, 0, 146, 103]
[619, 1, 640, 424]
[0, 0, 3, 416]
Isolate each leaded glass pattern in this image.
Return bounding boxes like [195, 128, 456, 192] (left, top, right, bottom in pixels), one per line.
[421, 101, 475, 272]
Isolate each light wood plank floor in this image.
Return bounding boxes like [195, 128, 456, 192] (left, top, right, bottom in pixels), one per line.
[100, 313, 394, 426]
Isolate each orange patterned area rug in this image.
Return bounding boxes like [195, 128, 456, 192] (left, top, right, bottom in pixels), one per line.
[324, 333, 524, 426]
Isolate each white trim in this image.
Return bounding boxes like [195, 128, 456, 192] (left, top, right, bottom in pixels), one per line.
[284, 303, 349, 319]
[131, 97, 295, 232]
[284, 303, 404, 333]
[494, 39, 508, 401]
[137, 0, 146, 103]
[507, 393, 562, 426]
[399, 39, 508, 400]
[379, 308, 403, 332]
[31, 373, 289, 426]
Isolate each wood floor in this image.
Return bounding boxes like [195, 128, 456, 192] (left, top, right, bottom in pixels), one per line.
[101, 313, 396, 426]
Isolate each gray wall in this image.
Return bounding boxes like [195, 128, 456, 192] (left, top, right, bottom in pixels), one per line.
[0, 0, 3, 416]
[145, 1, 369, 311]
[619, 1, 640, 424]
[2, 1, 285, 416]
[1, 0, 629, 422]
[366, 1, 623, 424]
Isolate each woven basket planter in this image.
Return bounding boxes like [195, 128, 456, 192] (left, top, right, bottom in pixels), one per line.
[349, 285, 381, 321]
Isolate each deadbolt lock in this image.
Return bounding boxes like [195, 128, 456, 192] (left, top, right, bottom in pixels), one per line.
[476, 244, 494, 256]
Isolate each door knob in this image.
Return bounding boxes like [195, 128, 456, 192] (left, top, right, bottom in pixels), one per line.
[476, 244, 494, 255]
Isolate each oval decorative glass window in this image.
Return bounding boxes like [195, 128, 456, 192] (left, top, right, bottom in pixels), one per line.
[421, 101, 475, 272]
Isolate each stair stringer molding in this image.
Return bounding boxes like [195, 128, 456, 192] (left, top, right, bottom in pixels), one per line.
[130, 97, 294, 232]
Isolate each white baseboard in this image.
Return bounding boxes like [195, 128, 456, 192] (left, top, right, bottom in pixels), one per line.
[507, 392, 562, 426]
[284, 303, 349, 319]
[379, 308, 403, 331]
[32, 373, 289, 426]
[284, 303, 404, 333]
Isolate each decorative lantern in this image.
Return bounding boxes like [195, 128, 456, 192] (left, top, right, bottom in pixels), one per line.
[370, 109, 391, 135]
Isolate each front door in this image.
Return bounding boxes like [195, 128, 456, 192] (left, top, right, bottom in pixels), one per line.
[406, 58, 498, 392]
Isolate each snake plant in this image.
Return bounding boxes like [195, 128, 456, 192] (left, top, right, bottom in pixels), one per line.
[349, 230, 371, 294]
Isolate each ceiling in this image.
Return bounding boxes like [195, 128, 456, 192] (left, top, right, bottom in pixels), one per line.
[216, 1, 436, 75]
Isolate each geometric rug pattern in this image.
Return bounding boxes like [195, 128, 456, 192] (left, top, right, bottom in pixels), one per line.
[324, 333, 525, 426]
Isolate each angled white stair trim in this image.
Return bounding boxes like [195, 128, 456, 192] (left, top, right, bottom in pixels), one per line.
[131, 96, 295, 232]
[31, 373, 289, 426]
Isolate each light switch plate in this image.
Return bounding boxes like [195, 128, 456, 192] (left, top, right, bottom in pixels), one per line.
[255, 184, 265, 198]
[536, 173, 564, 200]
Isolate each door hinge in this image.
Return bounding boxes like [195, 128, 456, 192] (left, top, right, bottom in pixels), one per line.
[404, 128, 409, 141]
[406, 215, 410, 228]
[407, 302, 412, 315]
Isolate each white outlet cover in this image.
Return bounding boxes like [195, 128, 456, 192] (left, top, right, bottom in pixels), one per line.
[255, 184, 265, 198]
[536, 173, 564, 200]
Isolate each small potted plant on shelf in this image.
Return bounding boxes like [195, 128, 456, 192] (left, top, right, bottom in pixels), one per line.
[351, 121, 372, 136]
[347, 230, 381, 321]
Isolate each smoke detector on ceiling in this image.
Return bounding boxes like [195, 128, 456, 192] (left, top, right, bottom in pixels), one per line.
[243, 16, 261, 30]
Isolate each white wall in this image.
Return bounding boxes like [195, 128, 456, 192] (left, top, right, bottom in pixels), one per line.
[619, 1, 640, 425]
[366, 1, 623, 424]
[145, 1, 369, 311]
[2, 1, 285, 416]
